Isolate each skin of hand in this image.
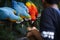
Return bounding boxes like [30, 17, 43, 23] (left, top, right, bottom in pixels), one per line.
[27, 29, 43, 40]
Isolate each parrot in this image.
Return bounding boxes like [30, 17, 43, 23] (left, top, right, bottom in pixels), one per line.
[0, 7, 23, 23]
[2, 7, 16, 14]
[26, 2, 38, 21]
[12, 0, 31, 20]
[17, 2, 29, 13]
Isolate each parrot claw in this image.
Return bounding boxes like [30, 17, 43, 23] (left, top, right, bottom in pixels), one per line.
[25, 18, 31, 21]
[16, 20, 24, 24]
